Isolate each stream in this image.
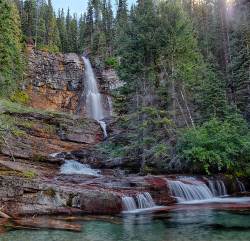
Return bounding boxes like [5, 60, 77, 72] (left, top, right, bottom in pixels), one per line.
[1, 209, 250, 241]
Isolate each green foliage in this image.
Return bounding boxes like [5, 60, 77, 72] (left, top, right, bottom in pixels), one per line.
[0, 0, 23, 97]
[177, 114, 250, 175]
[10, 90, 29, 104]
[105, 57, 119, 68]
[38, 44, 60, 53]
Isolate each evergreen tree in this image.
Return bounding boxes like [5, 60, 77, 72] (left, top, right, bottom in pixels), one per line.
[22, 0, 36, 40]
[68, 13, 78, 53]
[0, 0, 23, 96]
[84, 1, 94, 50]
[78, 13, 86, 53]
[44, 0, 60, 50]
[57, 9, 67, 52]
[228, 0, 250, 120]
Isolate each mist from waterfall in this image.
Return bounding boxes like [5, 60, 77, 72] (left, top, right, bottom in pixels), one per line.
[83, 56, 108, 138]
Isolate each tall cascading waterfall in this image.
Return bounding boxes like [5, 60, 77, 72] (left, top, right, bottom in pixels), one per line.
[122, 192, 159, 212]
[166, 178, 229, 202]
[82, 56, 108, 138]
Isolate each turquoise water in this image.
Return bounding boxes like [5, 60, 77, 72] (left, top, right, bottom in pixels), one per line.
[1, 209, 250, 241]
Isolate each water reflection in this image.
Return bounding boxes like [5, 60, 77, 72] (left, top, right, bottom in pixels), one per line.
[1, 210, 250, 241]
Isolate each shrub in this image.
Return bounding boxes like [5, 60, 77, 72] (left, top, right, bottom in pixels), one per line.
[105, 57, 119, 69]
[38, 44, 60, 53]
[177, 114, 250, 175]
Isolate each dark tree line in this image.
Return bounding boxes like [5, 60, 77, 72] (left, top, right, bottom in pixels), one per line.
[12, 0, 115, 55]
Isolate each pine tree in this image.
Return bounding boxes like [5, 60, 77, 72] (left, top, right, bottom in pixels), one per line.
[57, 9, 67, 52]
[0, 0, 23, 96]
[68, 13, 78, 53]
[22, 0, 36, 40]
[114, 0, 128, 54]
[78, 13, 86, 53]
[229, 0, 250, 120]
[84, 1, 94, 50]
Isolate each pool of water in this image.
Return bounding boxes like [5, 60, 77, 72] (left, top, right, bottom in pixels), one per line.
[1, 209, 250, 241]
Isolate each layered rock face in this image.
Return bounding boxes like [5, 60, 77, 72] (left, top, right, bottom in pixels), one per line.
[0, 101, 102, 160]
[25, 50, 84, 113]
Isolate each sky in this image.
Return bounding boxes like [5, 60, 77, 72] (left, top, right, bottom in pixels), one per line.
[52, 0, 135, 16]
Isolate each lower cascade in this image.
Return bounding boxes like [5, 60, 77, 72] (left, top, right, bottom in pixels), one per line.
[167, 179, 214, 202]
[60, 160, 101, 176]
[208, 180, 227, 196]
[122, 192, 158, 212]
[237, 179, 247, 192]
[166, 178, 231, 202]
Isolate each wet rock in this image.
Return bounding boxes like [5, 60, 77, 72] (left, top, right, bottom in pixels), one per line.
[77, 190, 122, 214]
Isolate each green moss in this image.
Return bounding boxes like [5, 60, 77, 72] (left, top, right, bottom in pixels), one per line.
[12, 128, 26, 137]
[22, 170, 37, 179]
[10, 90, 29, 104]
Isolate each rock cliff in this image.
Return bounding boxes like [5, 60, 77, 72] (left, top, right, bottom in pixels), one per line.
[25, 50, 84, 113]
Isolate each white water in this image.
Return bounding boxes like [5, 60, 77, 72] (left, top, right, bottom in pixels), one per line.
[167, 180, 214, 202]
[122, 196, 137, 211]
[83, 56, 108, 138]
[136, 192, 156, 209]
[208, 180, 228, 196]
[122, 192, 163, 213]
[60, 160, 101, 176]
[107, 96, 113, 116]
[237, 179, 247, 192]
[181, 197, 250, 204]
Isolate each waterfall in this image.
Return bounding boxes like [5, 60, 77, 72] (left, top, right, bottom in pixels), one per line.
[122, 192, 159, 213]
[107, 96, 113, 116]
[83, 56, 108, 138]
[167, 180, 214, 202]
[237, 179, 246, 192]
[122, 196, 137, 211]
[60, 160, 101, 176]
[208, 180, 228, 196]
[167, 178, 230, 203]
[136, 192, 156, 209]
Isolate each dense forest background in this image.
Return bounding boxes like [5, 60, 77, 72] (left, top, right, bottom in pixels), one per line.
[0, 0, 250, 176]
